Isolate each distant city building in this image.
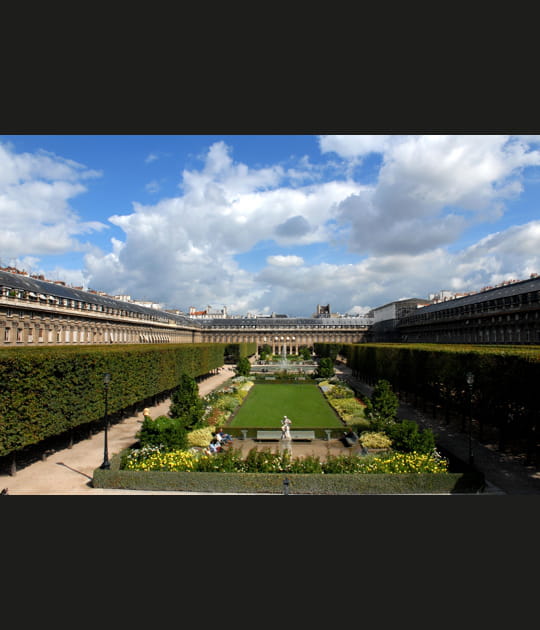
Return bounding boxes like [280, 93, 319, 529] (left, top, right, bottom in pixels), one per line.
[314, 304, 331, 317]
[188, 305, 228, 318]
[367, 298, 432, 324]
[131, 300, 162, 310]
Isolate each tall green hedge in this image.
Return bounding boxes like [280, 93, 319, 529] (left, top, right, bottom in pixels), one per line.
[0, 343, 226, 456]
[341, 343, 540, 460]
[313, 343, 342, 360]
[224, 342, 257, 362]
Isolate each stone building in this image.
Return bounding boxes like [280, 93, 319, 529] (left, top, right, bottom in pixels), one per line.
[0, 270, 370, 351]
[396, 276, 540, 345]
[3, 266, 539, 351]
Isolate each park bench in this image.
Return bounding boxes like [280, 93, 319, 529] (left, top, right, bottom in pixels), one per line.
[255, 430, 316, 442]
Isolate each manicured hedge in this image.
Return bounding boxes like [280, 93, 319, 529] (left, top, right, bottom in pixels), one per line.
[340, 342, 540, 460]
[224, 342, 257, 362]
[0, 343, 226, 457]
[92, 451, 485, 494]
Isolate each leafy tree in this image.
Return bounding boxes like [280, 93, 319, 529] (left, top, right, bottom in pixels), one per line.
[169, 373, 204, 430]
[299, 346, 312, 361]
[386, 419, 436, 454]
[365, 379, 399, 431]
[235, 356, 251, 377]
[315, 357, 335, 378]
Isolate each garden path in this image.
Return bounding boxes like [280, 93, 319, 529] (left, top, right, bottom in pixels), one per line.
[0, 365, 237, 495]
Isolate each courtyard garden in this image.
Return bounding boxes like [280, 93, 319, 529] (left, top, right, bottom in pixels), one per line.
[92, 367, 485, 493]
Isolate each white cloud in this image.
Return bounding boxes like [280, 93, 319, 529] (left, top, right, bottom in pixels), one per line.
[266, 255, 304, 267]
[318, 135, 395, 158]
[0, 142, 105, 258]
[145, 180, 160, 194]
[87, 141, 363, 311]
[333, 135, 540, 256]
[243, 217, 540, 316]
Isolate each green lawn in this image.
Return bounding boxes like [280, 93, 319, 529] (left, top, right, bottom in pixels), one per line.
[229, 383, 344, 428]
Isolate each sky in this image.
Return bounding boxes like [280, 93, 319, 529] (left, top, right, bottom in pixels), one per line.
[1, 133, 540, 317]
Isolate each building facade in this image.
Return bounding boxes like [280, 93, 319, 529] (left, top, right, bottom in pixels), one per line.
[3, 268, 539, 351]
[396, 276, 540, 345]
[0, 270, 370, 350]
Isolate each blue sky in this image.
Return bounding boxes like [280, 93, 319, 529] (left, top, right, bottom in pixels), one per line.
[1, 134, 540, 316]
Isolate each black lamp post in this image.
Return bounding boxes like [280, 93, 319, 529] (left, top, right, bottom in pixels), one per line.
[466, 372, 474, 466]
[100, 372, 111, 470]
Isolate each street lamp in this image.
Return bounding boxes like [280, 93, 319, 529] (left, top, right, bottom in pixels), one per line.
[283, 477, 290, 495]
[466, 372, 474, 466]
[100, 372, 111, 470]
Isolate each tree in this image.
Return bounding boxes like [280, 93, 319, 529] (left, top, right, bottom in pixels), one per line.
[299, 346, 311, 361]
[315, 357, 335, 379]
[235, 356, 251, 377]
[169, 373, 204, 430]
[259, 344, 272, 361]
[365, 379, 399, 431]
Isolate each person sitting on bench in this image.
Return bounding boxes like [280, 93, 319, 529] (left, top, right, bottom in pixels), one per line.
[341, 429, 359, 447]
[216, 428, 233, 444]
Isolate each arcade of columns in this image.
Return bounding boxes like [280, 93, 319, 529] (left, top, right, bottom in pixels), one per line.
[202, 330, 366, 353]
[0, 308, 367, 349]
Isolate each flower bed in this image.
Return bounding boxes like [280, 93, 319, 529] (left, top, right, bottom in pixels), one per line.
[121, 445, 449, 474]
[317, 379, 369, 428]
[93, 449, 485, 494]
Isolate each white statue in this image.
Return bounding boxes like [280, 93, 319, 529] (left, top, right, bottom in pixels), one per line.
[281, 415, 291, 440]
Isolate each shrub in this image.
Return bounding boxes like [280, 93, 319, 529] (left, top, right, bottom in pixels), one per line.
[327, 384, 355, 399]
[359, 431, 393, 450]
[359, 452, 448, 474]
[187, 426, 214, 448]
[386, 419, 436, 454]
[322, 454, 373, 474]
[124, 448, 199, 472]
[327, 397, 367, 426]
[138, 415, 188, 452]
